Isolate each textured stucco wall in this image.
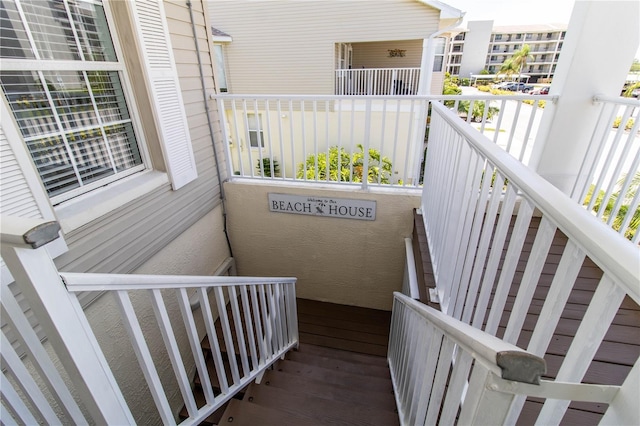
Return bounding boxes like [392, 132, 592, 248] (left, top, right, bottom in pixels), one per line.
[84, 206, 229, 424]
[224, 181, 421, 311]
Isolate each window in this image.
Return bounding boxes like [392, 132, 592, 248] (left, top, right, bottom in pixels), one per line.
[0, 0, 143, 204]
[213, 44, 228, 92]
[247, 114, 264, 148]
[432, 37, 446, 72]
[495, 34, 502, 41]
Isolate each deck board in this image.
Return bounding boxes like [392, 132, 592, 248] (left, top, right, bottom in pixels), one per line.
[413, 209, 640, 424]
[295, 298, 391, 357]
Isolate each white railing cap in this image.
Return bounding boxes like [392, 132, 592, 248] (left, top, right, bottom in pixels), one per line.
[394, 292, 546, 384]
[60, 272, 296, 292]
[0, 216, 61, 249]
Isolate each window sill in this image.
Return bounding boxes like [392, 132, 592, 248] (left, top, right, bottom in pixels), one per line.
[55, 171, 169, 233]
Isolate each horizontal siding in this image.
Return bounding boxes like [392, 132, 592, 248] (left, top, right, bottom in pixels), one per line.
[209, 0, 441, 94]
[352, 40, 423, 69]
[55, 0, 228, 276]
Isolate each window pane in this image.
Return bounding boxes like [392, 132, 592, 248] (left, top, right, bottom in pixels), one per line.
[88, 71, 129, 122]
[42, 70, 98, 131]
[0, 71, 59, 138]
[68, 0, 116, 61]
[27, 134, 80, 196]
[17, 0, 116, 62]
[20, 0, 81, 60]
[66, 128, 114, 185]
[0, 0, 35, 58]
[105, 122, 141, 170]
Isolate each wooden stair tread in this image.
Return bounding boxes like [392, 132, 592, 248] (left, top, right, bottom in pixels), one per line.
[218, 399, 323, 426]
[261, 369, 397, 412]
[275, 359, 394, 393]
[242, 382, 400, 426]
[286, 350, 391, 378]
[299, 332, 388, 357]
[178, 399, 229, 426]
[298, 343, 388, 367]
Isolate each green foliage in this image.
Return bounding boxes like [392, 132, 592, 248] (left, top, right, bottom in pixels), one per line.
[523, 99, 546, 108]
[457, 101, 500, 122]
[613, 116, 635, 130]
[630, 59, 640, 73]
[477, 85, 491, 92]
[479, 69, 490, 75]
[584, 172, 640, 240]
[257, 158, 280, 177]
[623, 82, 640, 97]
[296, 145, 393, 184]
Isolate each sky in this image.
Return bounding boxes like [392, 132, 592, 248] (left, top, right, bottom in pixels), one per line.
[443, 0, 575, 26]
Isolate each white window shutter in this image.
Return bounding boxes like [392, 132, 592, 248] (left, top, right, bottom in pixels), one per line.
[1, 99, 68, 352]
[0, 100, 68, 286]
[129, 0, 198, 190]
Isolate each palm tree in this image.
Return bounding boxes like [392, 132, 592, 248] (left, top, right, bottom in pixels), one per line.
[499, 58, 518, 81]
[511, 44, 533, 84]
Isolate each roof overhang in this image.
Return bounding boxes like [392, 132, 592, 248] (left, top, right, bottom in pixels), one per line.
[417, 0, 464, 20]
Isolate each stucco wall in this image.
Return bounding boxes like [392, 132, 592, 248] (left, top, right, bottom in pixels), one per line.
[83, 206, 230, 424]
[224, 181, 421, 311]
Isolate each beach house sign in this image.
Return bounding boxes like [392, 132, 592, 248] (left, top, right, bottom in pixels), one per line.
[268, 193, 376, 221]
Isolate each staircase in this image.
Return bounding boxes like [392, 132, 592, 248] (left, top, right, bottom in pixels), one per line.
[181, 299, 398, 425]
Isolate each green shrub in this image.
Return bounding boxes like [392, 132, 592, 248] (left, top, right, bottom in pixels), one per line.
[523, 99, 546, 108]
[477, 85, 491, 92]
[613, 116, 635, 130]
[257, 158, 280, 177]
[458, 101, 500, 122]
[296, 145, 393, 184]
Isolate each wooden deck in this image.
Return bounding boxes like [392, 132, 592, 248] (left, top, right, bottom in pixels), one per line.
[413, 210, 640, 424]
[296, 298, 391, 357]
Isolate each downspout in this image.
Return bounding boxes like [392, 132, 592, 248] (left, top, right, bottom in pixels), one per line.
[187, 1, 234, 258]
[417, 12, 465, 95]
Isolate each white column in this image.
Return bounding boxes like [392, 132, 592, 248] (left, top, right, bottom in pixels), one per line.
[418, 38, 436, 95]
[528, 1, 639, 195]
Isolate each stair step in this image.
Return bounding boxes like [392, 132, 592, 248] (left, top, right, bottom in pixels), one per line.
[261, 369, 397, 412]
[286, 350, 391, 379]
[218, 399, 322, 426]
[298, 343, 389, 367]
[178, 393, 229, 426]
[299, 332, 388, 356]
[275, 359, 394, 393]
[193, 354, 249, 399]
[242, 382, 400, 426]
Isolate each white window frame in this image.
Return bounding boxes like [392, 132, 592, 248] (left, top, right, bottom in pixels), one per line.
[0, 0, 151, 206]
[247, 113, 264, 149]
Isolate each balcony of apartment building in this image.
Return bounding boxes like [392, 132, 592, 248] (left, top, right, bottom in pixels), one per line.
[2, 2, 639, 426]
[334, 40, 434, 96]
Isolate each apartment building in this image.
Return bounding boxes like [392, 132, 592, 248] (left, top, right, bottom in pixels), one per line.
[447, 21, 567, 82]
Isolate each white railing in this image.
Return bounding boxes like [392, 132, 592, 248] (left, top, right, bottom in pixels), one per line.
[419, 101, 639, 423]
[401, 238, 420, 300]
[214, 94, 555, 189]
[389, 292, 552, 425]
[335, 68, 420, 96]
[572, 95, 640, 243]
[0, 216, 298, 425]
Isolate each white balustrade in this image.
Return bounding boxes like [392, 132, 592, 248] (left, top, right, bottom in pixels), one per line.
[572, 95, 640, 243]
[214, 93, 555, 189]
[0, 216, 298, 425]
[335, 68, 421, 96]
[414, 101, 639, 424]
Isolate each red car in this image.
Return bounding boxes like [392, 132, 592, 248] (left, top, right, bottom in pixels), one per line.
[531, 86, 550, 95]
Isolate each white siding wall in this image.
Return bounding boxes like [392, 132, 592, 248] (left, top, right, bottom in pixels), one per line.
[351, 39, 423, 69]
[209, 0, 441, 94]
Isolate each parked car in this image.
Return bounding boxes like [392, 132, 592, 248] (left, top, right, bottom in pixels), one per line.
[531, 86, 550, 95]
[491, 82, 514, 90]
[506, 82, 534, 92]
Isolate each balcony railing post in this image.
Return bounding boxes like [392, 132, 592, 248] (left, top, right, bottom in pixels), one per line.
[362, 98, 372, 190]
[0, 216, 134, 425]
